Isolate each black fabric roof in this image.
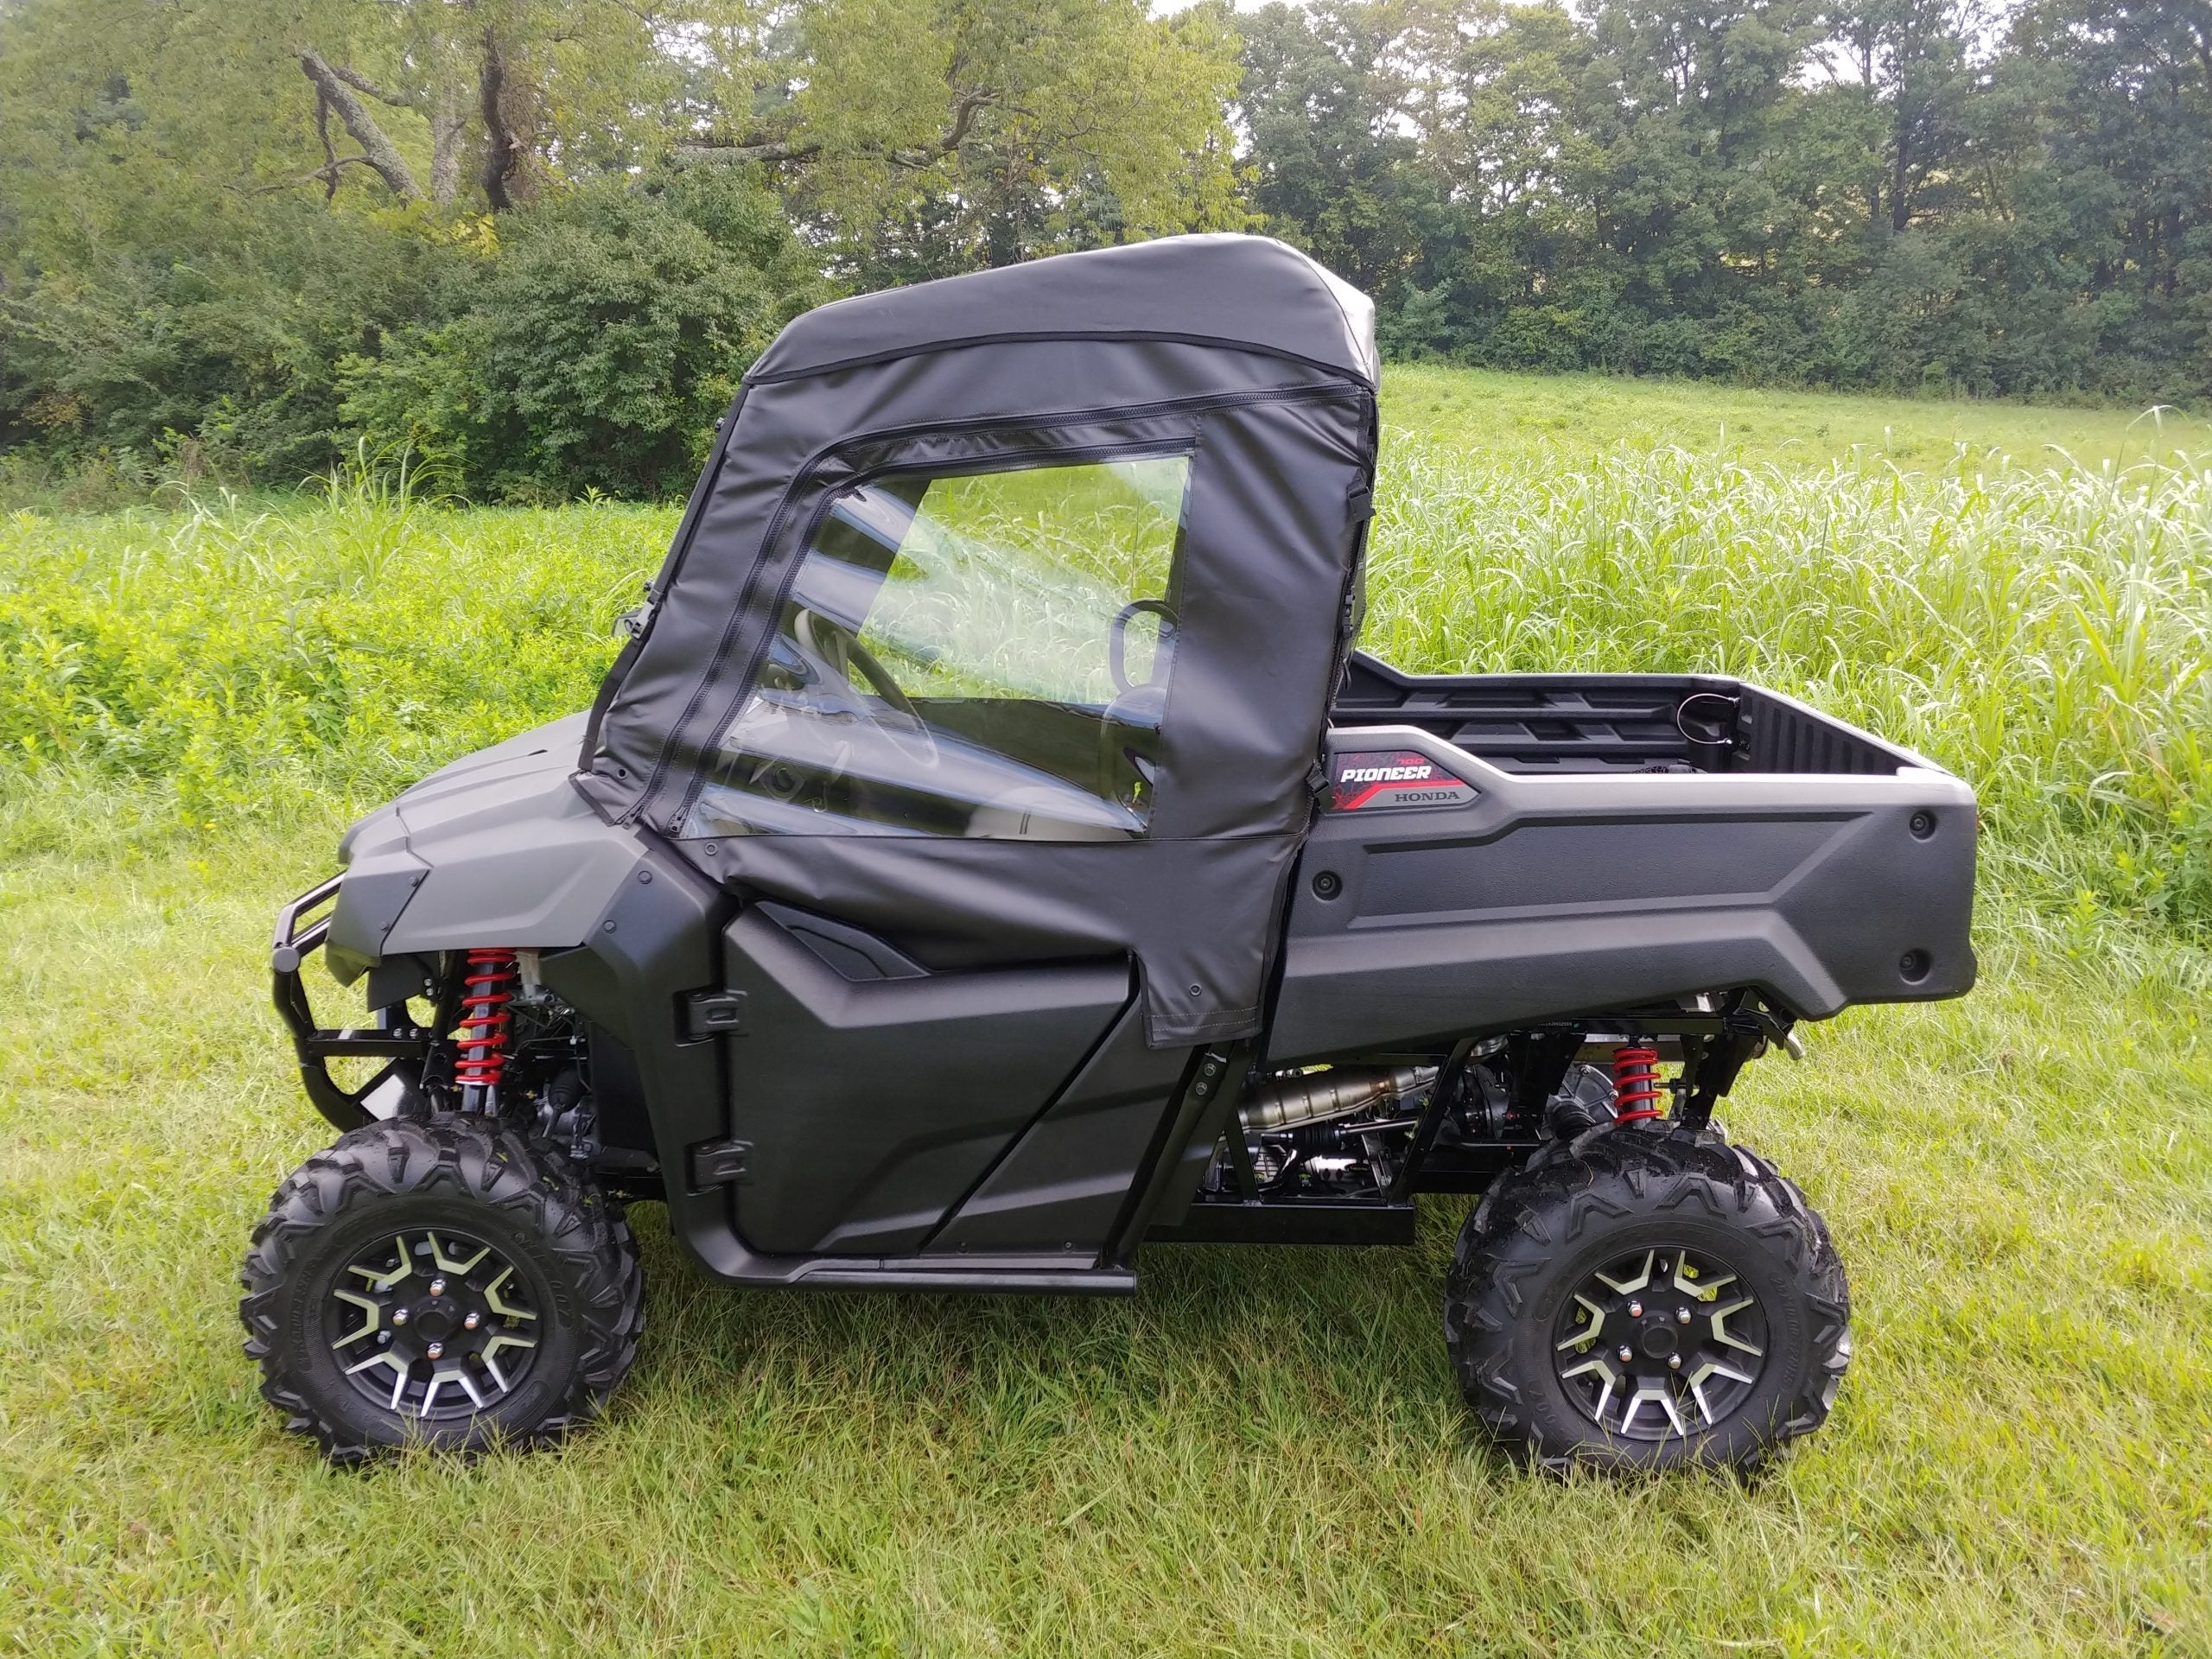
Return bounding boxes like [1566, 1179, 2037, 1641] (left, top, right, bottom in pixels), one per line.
[745, 234, 1378, 387]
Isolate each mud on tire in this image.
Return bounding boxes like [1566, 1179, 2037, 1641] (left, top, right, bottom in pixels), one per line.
[1442, 1125, 1851, 1473]
[239, 1116, 643, 1463]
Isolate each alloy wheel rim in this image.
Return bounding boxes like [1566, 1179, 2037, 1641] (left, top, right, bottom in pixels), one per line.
[324, 1229, 541, 1420]
[1550, 1244, 1769, 1440]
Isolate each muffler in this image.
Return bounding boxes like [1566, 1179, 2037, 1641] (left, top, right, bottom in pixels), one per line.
[1238, 1065, 1438, 1133]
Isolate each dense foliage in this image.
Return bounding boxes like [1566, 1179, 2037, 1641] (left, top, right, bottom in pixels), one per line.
[0, 0, 2206, 502]
[1243, 0, 2212, 399]
[0, 0, 1237, 501]
[335, 171, 823, 501]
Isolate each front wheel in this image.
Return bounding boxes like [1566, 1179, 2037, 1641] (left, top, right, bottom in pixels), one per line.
[1443, 1126, 1851, 1473]
[239, 1116, 643, 1462]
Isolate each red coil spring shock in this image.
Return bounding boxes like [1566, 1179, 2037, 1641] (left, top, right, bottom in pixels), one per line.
[1611, 1044, 1665, 1124]
[454, 949, 518, 1106]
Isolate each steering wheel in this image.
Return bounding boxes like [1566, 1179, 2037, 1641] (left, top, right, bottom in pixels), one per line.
[793, 609, 939, 768]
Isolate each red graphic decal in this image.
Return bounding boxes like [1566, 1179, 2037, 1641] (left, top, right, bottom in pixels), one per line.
[1330, 750, 1478, 811]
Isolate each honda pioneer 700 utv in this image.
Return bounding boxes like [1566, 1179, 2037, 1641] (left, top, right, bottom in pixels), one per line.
[245, 234, 1977, 1468]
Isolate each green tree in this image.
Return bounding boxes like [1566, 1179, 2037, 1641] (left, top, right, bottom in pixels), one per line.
[1236, 2, 1456, 301]
[0, 0, 815, 490]
[1821, 0, 1993, 235]
[676, 0, 1249, 279]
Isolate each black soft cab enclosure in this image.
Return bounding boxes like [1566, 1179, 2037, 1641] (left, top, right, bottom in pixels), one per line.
[253, 234, 1974, 1471]
[583, 232, 1381, 1052]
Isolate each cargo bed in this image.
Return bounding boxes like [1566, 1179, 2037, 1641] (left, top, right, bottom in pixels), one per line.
[1331, 653, 1928, 777]
[1266, 654, 1978, 1063]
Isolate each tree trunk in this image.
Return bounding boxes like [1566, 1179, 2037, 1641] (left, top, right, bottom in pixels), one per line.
[296, 52, 422, 201]
[479, 31, 523, 211]
[1890, 89, 1913, 234]
[314, 92, 340, 201]
[430, 84, 469, 206]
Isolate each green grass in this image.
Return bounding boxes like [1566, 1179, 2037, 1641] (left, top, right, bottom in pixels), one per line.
[1383, 364, 2212, 472]
[3, 368, 2210, 1656]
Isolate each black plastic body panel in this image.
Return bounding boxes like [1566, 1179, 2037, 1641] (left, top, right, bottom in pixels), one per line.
[720, 908, 1131, 1255]
[536, 842, 733, 1274]
[327, 859, 429, 957]
[754, 901, 927, 980]
[925, 1000, 1192, 1255]
[1272, 718, 1977, 1063]
[537, 863, 1149, 1293]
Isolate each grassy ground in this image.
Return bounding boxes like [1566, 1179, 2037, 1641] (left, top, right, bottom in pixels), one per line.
[3, 369, 2209, 1656]
[1383, 364, 2212, 471]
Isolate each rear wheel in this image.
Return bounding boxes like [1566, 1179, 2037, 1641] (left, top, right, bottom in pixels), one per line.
[239, 1116, 642, 1462]
[1443, 1125, 1850, 1472]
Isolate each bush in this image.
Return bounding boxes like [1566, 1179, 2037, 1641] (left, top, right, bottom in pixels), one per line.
[337, 168, 824, 502]
[0, 200, 465, 486]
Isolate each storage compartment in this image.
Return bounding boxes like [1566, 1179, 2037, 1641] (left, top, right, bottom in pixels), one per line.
[1333, 652, 1923, 777]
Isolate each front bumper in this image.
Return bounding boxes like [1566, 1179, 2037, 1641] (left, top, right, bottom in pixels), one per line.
[272, 876, 435, 1133]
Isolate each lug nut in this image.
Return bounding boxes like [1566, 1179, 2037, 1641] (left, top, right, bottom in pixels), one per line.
[1628, 1300, 1643, 1319]
[1677, 1306, 1693, 1325]
[1618, 1345, 1634, 1363]
[1668, 1354, 1682, 1371]
[464, 1311, 480, 1331]
[426, 1341, 443, 1360]
[429, 1277, 447, 1297]
[391, 1307, 409, 1326]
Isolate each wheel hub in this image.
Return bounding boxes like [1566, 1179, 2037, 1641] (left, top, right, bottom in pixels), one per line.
[1551, 1246, 1770, 1440]
[324, 1230, 541, 1420]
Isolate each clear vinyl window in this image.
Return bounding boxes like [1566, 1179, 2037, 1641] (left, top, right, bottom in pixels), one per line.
[683, 454, 1190, 842]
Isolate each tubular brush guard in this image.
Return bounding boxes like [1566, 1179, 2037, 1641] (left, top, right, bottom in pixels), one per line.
[270, 875, 435, 1132]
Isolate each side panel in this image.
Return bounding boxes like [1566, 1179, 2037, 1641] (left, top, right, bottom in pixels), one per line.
[536, 840, 732, 1277]
[1270, 726, 1978, 1063]
[925, 1001, 1193, 1255]
[721, 908, 1130, 1255]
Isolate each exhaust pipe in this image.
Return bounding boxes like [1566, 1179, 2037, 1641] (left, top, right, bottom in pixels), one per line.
[1238, 1065, 1438, 1134]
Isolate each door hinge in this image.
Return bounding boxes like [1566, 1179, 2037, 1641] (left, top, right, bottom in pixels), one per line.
[681, 989, 746, 1041]
[688, 1139, 752, 1188]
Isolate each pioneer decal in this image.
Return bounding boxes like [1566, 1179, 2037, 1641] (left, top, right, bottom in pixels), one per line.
[1329, 749, 1478, 811]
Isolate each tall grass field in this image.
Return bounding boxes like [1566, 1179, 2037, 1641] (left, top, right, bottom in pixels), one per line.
[2, 370, 2209, 1656]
